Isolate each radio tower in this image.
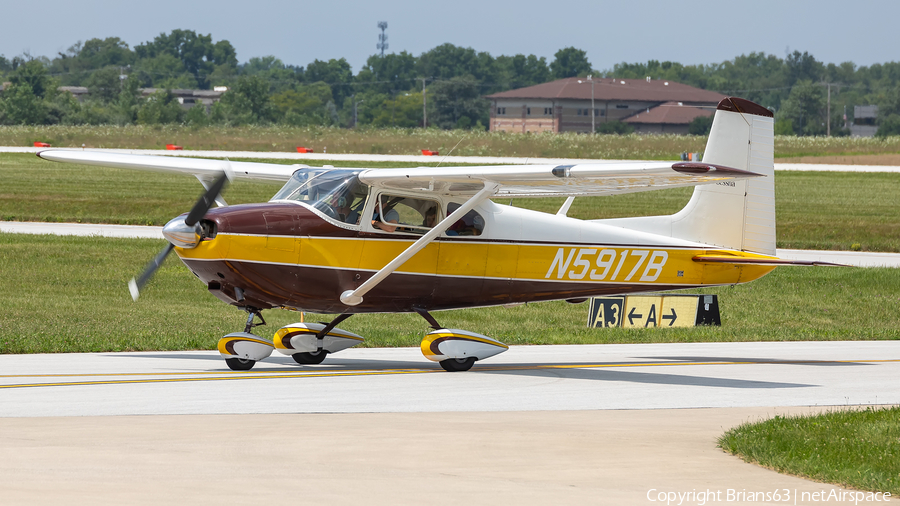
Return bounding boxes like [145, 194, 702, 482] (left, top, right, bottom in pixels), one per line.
[377, 21, 388, 57]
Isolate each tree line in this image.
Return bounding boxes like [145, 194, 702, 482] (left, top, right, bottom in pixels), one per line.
[1, 29, 899, 136]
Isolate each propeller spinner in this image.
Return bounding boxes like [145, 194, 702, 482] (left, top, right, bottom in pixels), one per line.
[129, 169, 231, 301]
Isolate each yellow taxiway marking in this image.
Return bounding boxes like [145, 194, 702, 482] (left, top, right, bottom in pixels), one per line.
[1, 358, 898, 390]
[0, 369, 432, 390]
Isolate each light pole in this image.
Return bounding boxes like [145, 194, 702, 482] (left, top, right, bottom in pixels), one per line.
[421, 77, 427, 129]
[577, 75, 595, 134]
[353, 98, 365, 128]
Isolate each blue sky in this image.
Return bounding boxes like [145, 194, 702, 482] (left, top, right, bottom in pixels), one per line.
[4, 0, 897, 72]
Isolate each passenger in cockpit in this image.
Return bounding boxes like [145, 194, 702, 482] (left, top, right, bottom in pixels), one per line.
[422, 206, 437, 228]
[372, 200, 399, 232]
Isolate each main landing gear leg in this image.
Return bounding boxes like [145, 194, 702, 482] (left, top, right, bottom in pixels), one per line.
[292, 313, 353, 365]
[413, 307, 442, 330]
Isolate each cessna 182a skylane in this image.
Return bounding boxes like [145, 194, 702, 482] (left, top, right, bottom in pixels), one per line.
[39, 97, 816, 372]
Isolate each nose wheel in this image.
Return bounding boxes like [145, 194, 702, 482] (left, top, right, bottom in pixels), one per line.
[225, 357, 256, 371]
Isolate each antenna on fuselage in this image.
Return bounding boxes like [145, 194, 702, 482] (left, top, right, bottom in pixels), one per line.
[435, 135, 467, 167]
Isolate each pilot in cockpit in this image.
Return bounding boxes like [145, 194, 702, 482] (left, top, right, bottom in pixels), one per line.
[332, 184, 368, 225]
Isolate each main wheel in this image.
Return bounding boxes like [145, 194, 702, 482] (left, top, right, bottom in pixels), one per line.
[439, 357, 476, 372]
[292, 351, 328, 365]
[226, 357, 255, 371]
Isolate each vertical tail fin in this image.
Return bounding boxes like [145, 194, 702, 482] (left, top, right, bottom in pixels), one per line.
[598, 97, 776, 255]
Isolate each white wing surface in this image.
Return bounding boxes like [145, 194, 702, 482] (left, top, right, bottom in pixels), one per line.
[38, 149, 762, 198]
[358, 162, 763, 197]
[37, 150, 302, 182]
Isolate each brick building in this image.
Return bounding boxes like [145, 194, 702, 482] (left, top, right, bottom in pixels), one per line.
[55, 86, 226, 112]
[623, 101, 714, 135]
[485, 77, 724, 134]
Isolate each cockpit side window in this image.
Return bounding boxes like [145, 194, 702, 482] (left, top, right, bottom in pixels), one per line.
[323, 179, 369, 225]
[372, 194, 440, 234]
[271, 169, 369, 226]
[445, 203, 485, 236]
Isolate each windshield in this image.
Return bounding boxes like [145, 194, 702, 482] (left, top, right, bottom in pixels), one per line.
[271, 169, 369, 225]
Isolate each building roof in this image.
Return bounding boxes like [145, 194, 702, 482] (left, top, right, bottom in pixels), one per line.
[854, 105, 878, 119]
[59, 86, 89, 94]
[485, 77, 725, 104]
[623, 102, 714, 125]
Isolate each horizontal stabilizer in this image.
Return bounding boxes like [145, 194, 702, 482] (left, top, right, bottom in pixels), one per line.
[692, 255, 847, 267]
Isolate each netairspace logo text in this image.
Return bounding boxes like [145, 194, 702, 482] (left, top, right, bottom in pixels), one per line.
[646, 488, 891, 505]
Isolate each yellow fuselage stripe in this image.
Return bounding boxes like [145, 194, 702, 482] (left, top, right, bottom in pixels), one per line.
[179, 235, 777, 287]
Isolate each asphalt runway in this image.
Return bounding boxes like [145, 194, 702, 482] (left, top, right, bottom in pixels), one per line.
[1, 342, 898, 505]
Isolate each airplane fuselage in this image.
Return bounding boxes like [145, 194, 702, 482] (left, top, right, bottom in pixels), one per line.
[176, 199, 775, 314]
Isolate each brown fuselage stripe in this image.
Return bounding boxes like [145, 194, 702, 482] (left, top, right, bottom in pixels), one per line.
[185, 257, 688, 313]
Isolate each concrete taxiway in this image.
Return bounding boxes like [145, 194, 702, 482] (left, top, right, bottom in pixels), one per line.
[1, 342, 898, 504]
[2, 342, 899, 417]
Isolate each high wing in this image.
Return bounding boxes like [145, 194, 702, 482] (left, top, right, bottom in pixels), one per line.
[37, 150, 301, 182]
[39, 149, 763, 199]
[358, 162, 762, 197]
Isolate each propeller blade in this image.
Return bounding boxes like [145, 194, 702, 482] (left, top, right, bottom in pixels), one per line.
[129, 243, 175, 301]
[131, 166, 229, 301]
[184, 171, 229, 226]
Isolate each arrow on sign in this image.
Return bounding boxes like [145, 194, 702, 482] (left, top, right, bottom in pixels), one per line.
[628, 307, 643, 325]
[662, 308, 677, 326]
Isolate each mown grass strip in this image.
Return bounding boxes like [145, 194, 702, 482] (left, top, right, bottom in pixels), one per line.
[0, 233, 897, 354]
[719, 407, 900, 495]
[3, 124, 900, 159]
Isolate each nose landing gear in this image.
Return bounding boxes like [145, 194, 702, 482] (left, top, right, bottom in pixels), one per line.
[218, 308, 273, 371]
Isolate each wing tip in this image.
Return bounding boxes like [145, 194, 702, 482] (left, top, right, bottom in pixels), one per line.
[672, 162, 763, 178]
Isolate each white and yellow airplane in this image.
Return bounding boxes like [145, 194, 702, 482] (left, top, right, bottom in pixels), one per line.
[38, 97, 819, 372]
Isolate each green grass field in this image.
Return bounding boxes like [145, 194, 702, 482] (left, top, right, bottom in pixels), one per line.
[2, 153, 899, 251]
[0, 233, 897, 354]
[719, 407, 900, 495]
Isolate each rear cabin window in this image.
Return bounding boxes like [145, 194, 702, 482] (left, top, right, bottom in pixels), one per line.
[445, 203, 485, 236]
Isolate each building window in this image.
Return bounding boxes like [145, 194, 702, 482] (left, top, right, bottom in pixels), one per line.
[497, 107, 506, 115]
[527, 107, 531, 115]
[577, 109, 582, 116]
[544, 107, 552, 115]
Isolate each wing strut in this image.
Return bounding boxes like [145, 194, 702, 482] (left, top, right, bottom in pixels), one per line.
[556, 197, 574, 216]
[340, 182, 500, 306]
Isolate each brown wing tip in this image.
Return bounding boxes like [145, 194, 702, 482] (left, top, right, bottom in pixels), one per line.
[717, 97, 774, 118]
[672, 162, 763, 177]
